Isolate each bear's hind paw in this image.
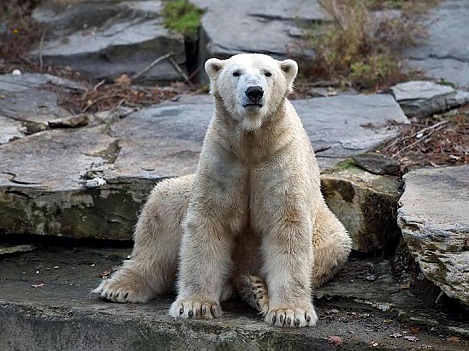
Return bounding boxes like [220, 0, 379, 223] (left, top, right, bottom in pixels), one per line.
[238, 275, 269, 316]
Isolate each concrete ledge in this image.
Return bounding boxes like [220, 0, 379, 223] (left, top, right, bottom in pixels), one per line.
[1, 247, 467, 351]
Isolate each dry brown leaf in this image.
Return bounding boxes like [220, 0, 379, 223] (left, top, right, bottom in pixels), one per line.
[114, 74, 132, 86]
[326, 335, 344, 346]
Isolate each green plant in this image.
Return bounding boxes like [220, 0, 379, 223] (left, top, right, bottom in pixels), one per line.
[298, 0, 439, 89]
[162, 0, 205, 39]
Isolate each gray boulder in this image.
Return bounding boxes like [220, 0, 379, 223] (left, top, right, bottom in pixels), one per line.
[398, 165, 469, 307]
[404, 0, 469, 88]
[391, 81, 469, 118]
[321, 162, 401, 253]
[191, 0, 330, 82]
[29, 0, 185, 82]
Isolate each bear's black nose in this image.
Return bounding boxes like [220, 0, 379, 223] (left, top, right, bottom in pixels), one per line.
[246, 86, 264, 102]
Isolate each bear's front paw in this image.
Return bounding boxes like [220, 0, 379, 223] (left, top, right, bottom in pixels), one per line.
[90, 275, 153, 303]
[169, 299, 222, 320]
[265, 305, 317, 328]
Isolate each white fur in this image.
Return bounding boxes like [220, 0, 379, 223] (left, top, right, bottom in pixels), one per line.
[92, 54, 352, 328]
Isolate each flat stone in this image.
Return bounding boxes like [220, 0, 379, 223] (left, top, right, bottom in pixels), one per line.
[48, 115, 89, 128]
[391, 81, 469, 118]
[0, 93, 408, 240]
[352, 153, 401, 176]
[391, 81, 455, 101]
[404, 0, 469, 88]
[30, 0, 185, 82]
[0, 116, 23, 144]
[0, 246, 467, 351]
[192, 0, 330, 82]
[321, 163, 402, 253]
[0, 73, 85, 126]
[398, 165, 469, 307]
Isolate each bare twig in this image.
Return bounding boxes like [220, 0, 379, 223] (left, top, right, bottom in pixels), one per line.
[168, 56, 195, 90]
[93, 80, 106, 91]
[132, 52, 174, 81]
[392, 120, 450, 157]
[38, 28, 47, 72]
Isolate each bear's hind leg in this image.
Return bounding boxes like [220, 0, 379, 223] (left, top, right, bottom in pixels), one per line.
[92, 176, 193, 303]
[312, 203, 352, 289]
[236, 275, 269, 316]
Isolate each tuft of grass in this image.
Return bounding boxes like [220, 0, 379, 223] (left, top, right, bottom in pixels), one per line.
[162, 0, 205, 39]
[0, 0, 43, 62]
[298, 0, 439, 90]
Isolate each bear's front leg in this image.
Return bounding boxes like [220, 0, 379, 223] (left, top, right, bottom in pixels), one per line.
[261, 222, 318, 328]
[252, 171, 319, 328]
[169, 203, 236, 320]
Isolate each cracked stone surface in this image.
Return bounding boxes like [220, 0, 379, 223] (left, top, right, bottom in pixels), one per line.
[404, 0, 469, 88]
[0, 246, 467, 351]
[398, 165, 469, 307]
[0, 74, 409, 240]
[30, 0, 185, 82]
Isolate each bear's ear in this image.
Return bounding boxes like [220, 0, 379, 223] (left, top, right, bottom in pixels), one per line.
[205, 58, 226, 80]
[279, 59, 298, 92]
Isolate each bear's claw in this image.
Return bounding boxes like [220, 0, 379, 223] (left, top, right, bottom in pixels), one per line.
[90, 275, 153, 303]
[170, 299, 222, 320]
[265, 307, 317, 328]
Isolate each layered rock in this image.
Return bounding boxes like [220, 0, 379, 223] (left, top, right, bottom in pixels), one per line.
[321, 160, 402, 253]
[391, 81, 469, 118]
[398, 165, 469, 307]
[29, 0, 185, 82]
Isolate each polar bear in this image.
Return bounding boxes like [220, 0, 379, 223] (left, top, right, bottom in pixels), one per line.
[92, 53, 352, 328]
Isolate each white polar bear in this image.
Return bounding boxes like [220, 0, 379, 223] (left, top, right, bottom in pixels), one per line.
[92, 54, 352, 328]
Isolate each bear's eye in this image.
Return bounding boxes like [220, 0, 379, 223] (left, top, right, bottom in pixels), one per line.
[233, 71, 241, 77]
[264, 71, 272, 77]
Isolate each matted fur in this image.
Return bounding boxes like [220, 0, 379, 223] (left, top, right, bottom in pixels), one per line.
[92, 54, 352, 328]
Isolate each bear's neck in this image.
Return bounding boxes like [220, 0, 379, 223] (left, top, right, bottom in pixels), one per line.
[212, 95, 298, 164]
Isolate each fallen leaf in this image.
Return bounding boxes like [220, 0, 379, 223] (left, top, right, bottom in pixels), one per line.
[99, 270, 111, 279]
[31, 282, 44, 288]
[447, 336, 461, 343]
[114, 74, 132, 86]
[409, 326, 420, 334]
[326, 309, 339, 315]
[403, 335, 419, 342]
[326, 335, 344, 346]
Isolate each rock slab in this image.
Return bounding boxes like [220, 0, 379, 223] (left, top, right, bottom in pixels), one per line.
[0, 76, 409, 240]
[30, 0, 185, 82]
[391, 81, 469, 118]
[404, 0, 469, 88]
[191, 0, 330, 82]
[398, 165, 469, 307]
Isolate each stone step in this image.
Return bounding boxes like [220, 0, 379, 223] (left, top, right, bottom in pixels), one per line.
[0, 246, 467, 351]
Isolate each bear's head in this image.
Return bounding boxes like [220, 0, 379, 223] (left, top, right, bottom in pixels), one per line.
[205, 54, 298, 132]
